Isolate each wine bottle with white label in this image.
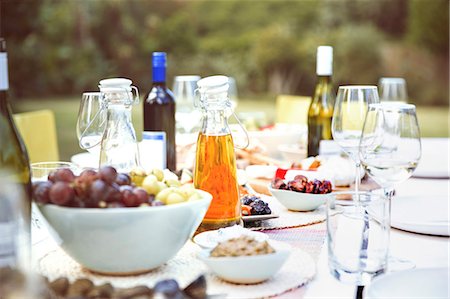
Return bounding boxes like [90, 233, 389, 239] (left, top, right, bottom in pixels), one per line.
[307, 46, 334, 157]
[143, 52, 176, 171]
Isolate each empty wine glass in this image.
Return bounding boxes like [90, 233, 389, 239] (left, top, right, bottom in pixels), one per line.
[76, 92, 107, 156]
[331, 86, 379, 192]
[173, 75, 202, 133]
[359, 102, 421, 271]
[378, 77, 408, 103]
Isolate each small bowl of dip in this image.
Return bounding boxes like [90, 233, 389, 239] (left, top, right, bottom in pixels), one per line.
[198, 235, 291, 284]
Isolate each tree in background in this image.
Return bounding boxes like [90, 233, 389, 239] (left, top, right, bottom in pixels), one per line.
[1, 0, 448, 106]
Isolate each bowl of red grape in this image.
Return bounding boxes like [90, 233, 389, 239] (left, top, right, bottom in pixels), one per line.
[33, 166, 212, 275]
[268, 175, 332, 211]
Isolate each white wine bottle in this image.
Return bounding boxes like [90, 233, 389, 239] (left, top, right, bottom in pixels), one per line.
[0, 38, 32, 268]
[307, 46, 334, 157]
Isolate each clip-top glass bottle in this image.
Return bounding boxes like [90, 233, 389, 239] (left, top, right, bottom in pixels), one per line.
[307, 46, 334, 157]
[144, 52, 176, 171]
[0, 38, 32, 267]
[98, 78, 140, 172]
[194, 75, 241, 233]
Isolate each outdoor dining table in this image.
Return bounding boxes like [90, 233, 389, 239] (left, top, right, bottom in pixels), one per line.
[31, 138, 449, 298]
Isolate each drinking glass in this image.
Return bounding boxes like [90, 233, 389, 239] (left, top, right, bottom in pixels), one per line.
[327, 191, 390, 285]
[31, 161, 80, 182]
[173, 75, 202, 133]
[76, 92, 107, 156]
[378, 77, 408, 103]
[331, 86, 379, 193]
[359, 102, 421, 271]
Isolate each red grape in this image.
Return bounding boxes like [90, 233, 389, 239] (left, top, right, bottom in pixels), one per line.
[49, 182, 75, 206]
[133, 188, 149, 205]
[105, 183, 122, 202]
[90, 179, 108, 202]
[34, 181, 53, 204]
[116, 173, 131, 186]
[121, 189, 139, 207]
[98, 166, 117, 184]
[53, 168, 76, 183]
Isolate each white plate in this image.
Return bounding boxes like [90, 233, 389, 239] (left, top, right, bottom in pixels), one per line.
[364, 268, 449, 299]
[413, 138, 449, 178]
[391, 195, 449, 236]
[193, 226, 268, 249]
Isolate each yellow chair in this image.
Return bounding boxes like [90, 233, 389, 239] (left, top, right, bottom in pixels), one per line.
[275, 95, 311, 125]
[13, 109, 59, 163]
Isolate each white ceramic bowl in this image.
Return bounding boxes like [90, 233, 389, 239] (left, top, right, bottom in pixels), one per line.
[198, 240, 291, 284]
[268, 186, 329, 211]
[37, 190, 212, 274]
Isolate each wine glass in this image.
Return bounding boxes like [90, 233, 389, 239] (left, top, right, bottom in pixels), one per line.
[76, 92, 107, 156]
[331, 86, 379, 192]
[378, 77, 408, 103]
[359, 102, 421, 270]
[173, 75, 202, 133]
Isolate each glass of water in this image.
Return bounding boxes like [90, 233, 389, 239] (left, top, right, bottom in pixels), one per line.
[327, 191, 390, 286]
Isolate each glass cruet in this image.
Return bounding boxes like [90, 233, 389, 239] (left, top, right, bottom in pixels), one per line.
[98, 78, 140, 172]
[194, 75, 241, 233]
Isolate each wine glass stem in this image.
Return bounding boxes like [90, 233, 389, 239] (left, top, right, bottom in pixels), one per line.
[354, 161, 361, 194]
[384, 188, 394, 200]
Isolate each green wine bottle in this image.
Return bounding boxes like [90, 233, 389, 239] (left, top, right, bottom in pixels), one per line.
[307, 46, 334, 157]
[0, 38, 32, 267]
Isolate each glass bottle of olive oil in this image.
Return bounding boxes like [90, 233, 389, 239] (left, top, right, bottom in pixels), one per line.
[194, 76, 240, 233]
[307, 46, 334, 157]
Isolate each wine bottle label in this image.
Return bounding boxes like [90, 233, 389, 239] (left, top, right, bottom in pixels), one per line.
[141, 131, 167, 169]
[0, 53, 9, 91]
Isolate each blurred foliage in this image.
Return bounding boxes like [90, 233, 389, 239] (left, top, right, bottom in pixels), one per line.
[1, 0, 448, 106]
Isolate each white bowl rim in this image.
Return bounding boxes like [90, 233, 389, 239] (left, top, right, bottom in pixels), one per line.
[37, 189, 212, 214]
[199, 240, 291, 262]
[268, 185, 332, 197]
[193, 228, 269, 250]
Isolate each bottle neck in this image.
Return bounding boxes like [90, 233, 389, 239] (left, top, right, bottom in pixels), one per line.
[201, 109, 230, 135]
[152, 65, 166, 84]
[312, 75, 333, 106]
[317, 75, 332, 84]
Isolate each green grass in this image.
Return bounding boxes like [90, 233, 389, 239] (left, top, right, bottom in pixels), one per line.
[12, 97, 449, 161]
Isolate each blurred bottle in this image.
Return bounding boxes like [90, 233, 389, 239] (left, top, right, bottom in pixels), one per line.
[0, 38, 31, 267]
[194, 76, 241, 233]
[143, 52, 176, 171]
[307, 46, 334, 157]
[378, 77, 408, 103]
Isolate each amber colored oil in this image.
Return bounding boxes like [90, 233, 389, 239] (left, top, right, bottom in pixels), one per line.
[194, 132, 241, 233]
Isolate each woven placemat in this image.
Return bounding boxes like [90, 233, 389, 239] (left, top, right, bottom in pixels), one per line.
[36, 241, 316, 299]
[245, 195, 330, 231]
